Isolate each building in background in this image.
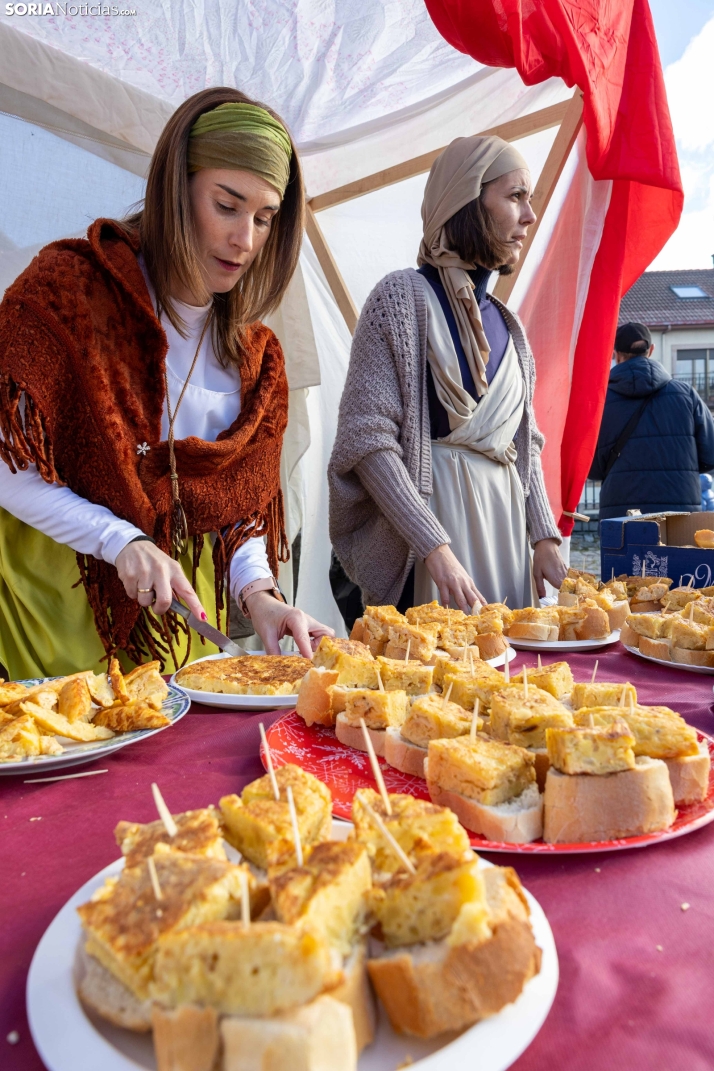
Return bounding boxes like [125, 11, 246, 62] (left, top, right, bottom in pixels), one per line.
[619, 268, 714, 409]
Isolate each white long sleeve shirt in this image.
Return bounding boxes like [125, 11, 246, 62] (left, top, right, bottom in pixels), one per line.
[0, 259, 273, 601]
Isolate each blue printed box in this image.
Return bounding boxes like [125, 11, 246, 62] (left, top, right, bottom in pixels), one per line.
[600, 512, 714, 587]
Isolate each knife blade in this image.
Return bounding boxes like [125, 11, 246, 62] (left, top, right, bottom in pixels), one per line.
[170, 599, 248, 658]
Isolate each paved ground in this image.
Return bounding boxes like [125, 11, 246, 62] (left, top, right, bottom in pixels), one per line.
[569, 530, 601, 577]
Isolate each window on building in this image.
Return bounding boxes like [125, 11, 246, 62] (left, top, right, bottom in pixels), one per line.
[670, 285, 710, 298]
[675, 349, 714, 399]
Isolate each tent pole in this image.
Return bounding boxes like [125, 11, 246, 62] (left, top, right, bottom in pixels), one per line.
[492, 90, 584, 304]
[305, 205, 359, 334]
[308, 98, 574, 213]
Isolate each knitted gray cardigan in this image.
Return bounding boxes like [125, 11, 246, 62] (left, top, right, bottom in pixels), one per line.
[328, 269, 561, 606]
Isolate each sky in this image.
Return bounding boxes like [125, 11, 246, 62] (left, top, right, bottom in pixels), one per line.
[649, 0, 714, 270]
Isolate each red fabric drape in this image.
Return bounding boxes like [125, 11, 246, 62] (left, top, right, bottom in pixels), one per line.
[423, 0, 683, 534]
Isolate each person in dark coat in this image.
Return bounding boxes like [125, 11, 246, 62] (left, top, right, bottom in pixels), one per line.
[590, 322, 714, 520]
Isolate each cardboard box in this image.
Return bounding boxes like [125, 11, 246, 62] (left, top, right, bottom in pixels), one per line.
[600, 512, 714, 586]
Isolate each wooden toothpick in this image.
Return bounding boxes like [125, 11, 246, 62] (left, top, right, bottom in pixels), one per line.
[619, 684, 627, 707]
[240, 870, 251, 930]
[151, 782, 178, 838]
[286, 785, 303, 866]
[611, 568, 615, 582]
[470, 698, 480, 742]
[405, 638, 411, 663]
[502, 595, 509, 606]
[360, 718, 392, 814]
[362, 800, 416, 874]
[537, 653, 542, 671]
[688, 575, 695, 589]
[461, 643, 468, 663]
[469, 650, 475, 678]
[259, 723, 280, 801]
[443, 681, 453, 705]
[689, 601, 695, 622]
[588, 713, 595, 728]
[147, 855, 163, 901]
[376, 667, 385, 693]
[641, 560, 646, 579]
[591, 659, 599, 685]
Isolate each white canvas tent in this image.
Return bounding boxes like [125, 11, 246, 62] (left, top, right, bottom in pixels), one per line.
[0, 3, 607, 634]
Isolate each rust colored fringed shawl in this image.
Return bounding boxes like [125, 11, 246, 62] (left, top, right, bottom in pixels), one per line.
[0, 219, 289, 666]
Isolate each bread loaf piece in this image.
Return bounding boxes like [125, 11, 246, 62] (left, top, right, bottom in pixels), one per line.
[383, 727, 428, 776]
[664, 743, 710, 804]
[426, 772, 543, 844]
[543, 757, 676, 843]
[152, 1004, 219, 1071]
[335, 714, 387, 756]
[220, 994, 357, 1071]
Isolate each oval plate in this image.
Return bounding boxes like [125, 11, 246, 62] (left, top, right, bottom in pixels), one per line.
[623, 642, 714, 675]
[508, 631, 620, 653]
[265, 712, 714, 854]
[27, 831, 557, 1071]
[0, 681, 190, 776]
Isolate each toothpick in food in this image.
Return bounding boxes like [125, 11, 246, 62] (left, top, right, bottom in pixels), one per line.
[470, 698, 480, 743]
[286, 785, 303, 866]
[469, 650, 475, 678]
[591, 659, 599, 684]
[362, 799, 416, 874]
[404, 638, 411, 663]
[151, 782, 178, 838]
[537, 653, 542, 671]
[360, 718, 392, 814]
[443, 681, 453, 705]
[259, 722, 280, 801]
[147, 855, 163, 901]
[619, 684, 627, 707]
[240, 870, 251, 930]
[641, 560, 646, 579]
[376, 666, 385, 693]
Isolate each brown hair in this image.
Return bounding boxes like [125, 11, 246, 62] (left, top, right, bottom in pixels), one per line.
[444, 185, 513, 275]
[121, 86, 304, 368]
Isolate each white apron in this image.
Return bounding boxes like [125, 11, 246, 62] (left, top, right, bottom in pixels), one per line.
[414, 280, 537, 609]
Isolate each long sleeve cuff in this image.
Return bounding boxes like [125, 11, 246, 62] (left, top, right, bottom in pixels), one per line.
[229, 536, 273, 604]
[355, 450, 450, 560]
[525, 473, 562, 546]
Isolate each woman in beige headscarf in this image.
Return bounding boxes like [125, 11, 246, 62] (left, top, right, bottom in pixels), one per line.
[329, 134, 567, 619]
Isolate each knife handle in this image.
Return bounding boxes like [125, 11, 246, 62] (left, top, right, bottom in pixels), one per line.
[169, 598, 190, 621]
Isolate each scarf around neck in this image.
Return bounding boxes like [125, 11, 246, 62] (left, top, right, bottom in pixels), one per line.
[0, 219, 289, 668]
[417, 135, 528, 397]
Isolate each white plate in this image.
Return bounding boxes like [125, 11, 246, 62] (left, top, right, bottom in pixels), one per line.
[174, 648, 518, 711]
[624, 643, 714, 675]
[170, 652, 303, 710]
[486, 647, 517, 669]
[508, 630, 621, 653]
[0, 682, 190, 776]
[27, 825, 558, 1071]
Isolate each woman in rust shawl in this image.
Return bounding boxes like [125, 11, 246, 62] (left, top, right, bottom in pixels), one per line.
[0, 87, 332, 677]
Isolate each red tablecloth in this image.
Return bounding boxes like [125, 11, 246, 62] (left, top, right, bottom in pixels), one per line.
[2, 646, 714, 1071]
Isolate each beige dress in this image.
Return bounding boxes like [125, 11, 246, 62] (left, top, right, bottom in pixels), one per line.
[414, 281, 537, 608]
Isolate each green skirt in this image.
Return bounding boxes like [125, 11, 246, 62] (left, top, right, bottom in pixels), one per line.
[0, 507, 221, 679]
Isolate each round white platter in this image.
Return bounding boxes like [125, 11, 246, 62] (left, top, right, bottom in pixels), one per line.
[170, 651, 304, 710]
[27, 824, 558, 1071]
[172, 647, 516, 712]
[623, 643, 714, 675]
[508, 630, 620, 653]
[0, 682, 190, 776]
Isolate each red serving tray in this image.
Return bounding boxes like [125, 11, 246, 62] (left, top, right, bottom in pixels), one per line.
[263, 711, 714, 854]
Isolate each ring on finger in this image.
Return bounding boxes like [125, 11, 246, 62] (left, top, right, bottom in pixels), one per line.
[137, 587, 154, 594]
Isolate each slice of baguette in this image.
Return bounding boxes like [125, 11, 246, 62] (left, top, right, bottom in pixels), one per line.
[531, 748, 550, 792]
[335, 713, 386, 756]
[508, 622, 552, 642]
[152, 1004, 220, 1071]
[619, 621, 641, 648]
[474, 633, 508, 659]
[330, 942, 376, 1054]
[75, 943, 152, 1032]
[630, 600, 662, 613]
[543, 757, 676, 843]
[425, 760, 543, 843]
[383, 726, 427, 777]
[606, 601, 630, 632]
[296, 668, 338, 727]
[639, 636, 671, 661]
[664, 742, 711, 805]
[671, 647, 714, 667]
[367, 867, 541, 1038]
[221, 994, 357, 1071]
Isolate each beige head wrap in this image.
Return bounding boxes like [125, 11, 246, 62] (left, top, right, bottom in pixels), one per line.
[417, 135, 529, 396]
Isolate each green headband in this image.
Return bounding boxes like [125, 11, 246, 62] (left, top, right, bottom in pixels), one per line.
[188, 102, 293, 196]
